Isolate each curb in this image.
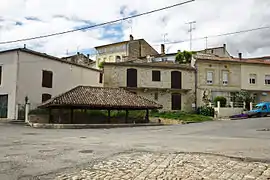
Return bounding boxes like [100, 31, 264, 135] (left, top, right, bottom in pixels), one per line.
[28, 123, 165, 129]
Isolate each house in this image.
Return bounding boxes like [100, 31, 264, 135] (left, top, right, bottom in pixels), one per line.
[197, 44, 232, 58]
[103, 61, 195, 111]
[0, 48, 102, 119]
[240, 56, 270, 103]
[61, 52, 96, 68]
[194, 52, 270, 106]
[193, 53, 241, 107]
[95, 35, 159, 67]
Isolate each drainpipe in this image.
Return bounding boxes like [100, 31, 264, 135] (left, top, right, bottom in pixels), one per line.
[194, 62, 198, 110]
[15, 50, 20, 120]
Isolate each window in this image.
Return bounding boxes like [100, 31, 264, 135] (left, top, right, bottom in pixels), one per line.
[154, 92, 158, 100]
[222, 71, 229, 85]
[42, 93, 52, 103]
[171, 71, 182, 89]
[99, 73, 103, 84]
[262, 105, 267, 110]
[0, 66, 2, 85]
[249, 74, 256, 84]
[127, 68, 137, 87]
[42, 70, 53, 88]
[171, 93, 181, 110]
[116, 56, 121, 62]
[265, 75, 270, 85]
[152, 71, 161, 81]
[161, 58, 167, 62]
[207, 71, 213, 84]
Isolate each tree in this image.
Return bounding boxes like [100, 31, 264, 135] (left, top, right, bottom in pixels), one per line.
[98, 61, 105, 69]
[231, 90, 255, 110]
[175, 50, 195, 64]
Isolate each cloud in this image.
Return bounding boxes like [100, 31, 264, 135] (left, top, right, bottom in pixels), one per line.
[0, 0, 269, 58]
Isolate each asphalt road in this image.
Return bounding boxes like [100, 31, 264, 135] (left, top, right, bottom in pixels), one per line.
[0, 117, 269, 180]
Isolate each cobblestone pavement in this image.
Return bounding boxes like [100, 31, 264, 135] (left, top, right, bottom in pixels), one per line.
[55, 152, 270, 180]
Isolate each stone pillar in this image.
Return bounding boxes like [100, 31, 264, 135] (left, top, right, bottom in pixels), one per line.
[15, 104, 19, 120]
[217, 101, 220, 118]
[243, 102, 246, 109]
[25, 103, 30, 123]
[230, 102, 234, 108]
[250, 102, 253, 111]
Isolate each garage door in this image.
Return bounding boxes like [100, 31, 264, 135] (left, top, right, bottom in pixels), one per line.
[0, 95, 8, 118]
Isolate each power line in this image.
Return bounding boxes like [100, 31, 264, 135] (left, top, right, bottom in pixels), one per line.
[0, 0, 195, 45]
[161, 26, 270, 45]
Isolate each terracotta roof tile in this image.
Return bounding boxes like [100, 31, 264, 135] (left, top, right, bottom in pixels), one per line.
[39, 86, 162, 110]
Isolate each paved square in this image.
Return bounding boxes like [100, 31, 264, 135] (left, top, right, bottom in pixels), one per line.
[0, 117, 269, 180]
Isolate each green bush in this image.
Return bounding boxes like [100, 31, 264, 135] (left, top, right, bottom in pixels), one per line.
[214, 96, 227, 107]
[197, 106, 215, 117]
[29, 108, 49, 115]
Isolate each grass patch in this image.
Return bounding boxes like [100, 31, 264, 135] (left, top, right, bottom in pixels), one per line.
[150, 111, 213, 123]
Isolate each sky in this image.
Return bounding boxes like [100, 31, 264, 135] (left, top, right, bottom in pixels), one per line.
[0, 0, 270, 59]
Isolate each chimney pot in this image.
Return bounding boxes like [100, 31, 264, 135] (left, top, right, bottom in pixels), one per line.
[87, 54, 90, 59]
[23, 44, 26, 49]
[161, 44, 165, 55]
[77, 52, 80, 55]
[129, 34, 134, 41]
[238, 52, 242, 60]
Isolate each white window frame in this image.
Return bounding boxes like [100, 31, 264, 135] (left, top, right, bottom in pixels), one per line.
[222, 71, 229, 85]
[265, 75, 270, 85]
[207, 71, 214, 85]
[249, 74, 256, 84]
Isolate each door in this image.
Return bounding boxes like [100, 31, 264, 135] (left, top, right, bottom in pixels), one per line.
[0, 95, 8, 118]
[171, 71, 182, 89]
[171, 93, 181, 110]
[127, 68, 137, 87]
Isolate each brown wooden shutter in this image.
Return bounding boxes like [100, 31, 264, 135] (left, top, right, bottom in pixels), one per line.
[152, 71, 161, 81]
[42, 94, 52, 103]
[171, 93, 181, 110]
[127, 68, 137, 87]
[171, 71, 182, 89]
[42, 70, 53, 88]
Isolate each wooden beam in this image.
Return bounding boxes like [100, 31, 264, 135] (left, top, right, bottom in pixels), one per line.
[108, 110, 111, 123]
[70, 109, 74, 124]
[125, 110, 129, 123]
[145, 109, 149, 123]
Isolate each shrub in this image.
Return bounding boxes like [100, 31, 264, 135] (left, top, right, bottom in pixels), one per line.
[214, 96, 227, 107]
[29, 108, 49, 115]
[197, 106, 215, 117]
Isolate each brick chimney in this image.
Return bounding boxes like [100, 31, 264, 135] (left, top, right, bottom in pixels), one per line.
[238, 52, 242, 60]
[129, 34, 134, 41]
[161, 44, 165, 55]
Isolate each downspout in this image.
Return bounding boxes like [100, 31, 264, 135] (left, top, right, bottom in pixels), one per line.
[15, 50, 20, 120]
[195, 62, 198, 109]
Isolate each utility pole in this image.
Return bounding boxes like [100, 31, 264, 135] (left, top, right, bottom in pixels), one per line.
[163, 33, 168, 44]
[205, 36, 208, 49]
[186, 21, 196, 51]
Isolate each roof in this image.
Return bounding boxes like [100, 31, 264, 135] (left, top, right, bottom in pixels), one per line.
[0, 48, 101, 72]
[104, 61, 195, 71]
[95, 39, 143, 49]
[39, 86, 162, 110]
[194, 54, 270, 65]
[61, 53, 94, 62]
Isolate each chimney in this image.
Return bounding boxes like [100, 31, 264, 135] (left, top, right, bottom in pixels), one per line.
[161, 44, 165, 55]
[87, 54, 90, 59]
[238, 52, 242, 60]
[177, 50, 181, 53]
[77, 52, 80, 55]
[223, 44, 226, 54]
[129, 34, 134, 41]
[23, 44, 26, 49]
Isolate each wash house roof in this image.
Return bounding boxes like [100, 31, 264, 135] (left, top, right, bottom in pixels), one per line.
[39, 86, 162, 110]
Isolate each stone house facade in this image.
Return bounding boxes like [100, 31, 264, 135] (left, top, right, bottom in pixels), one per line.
[103, 62, 196, 111]
[193, 54, 241, 107]
[95, 35, 158, 68]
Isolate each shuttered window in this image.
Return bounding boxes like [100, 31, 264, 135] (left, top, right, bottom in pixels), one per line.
[265, 75, 270, 85]
[42, 93, 52, 103]
[207, 71, 213, 84]
[152, 71, 161, 81]
[171, 71, 182, 89]
[42, 70, 53, 88]
[172, 93, 181, 110]
[127, 68, 137, 87]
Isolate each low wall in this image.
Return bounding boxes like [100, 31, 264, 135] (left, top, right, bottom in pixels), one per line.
[214, 107, 244, 118]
